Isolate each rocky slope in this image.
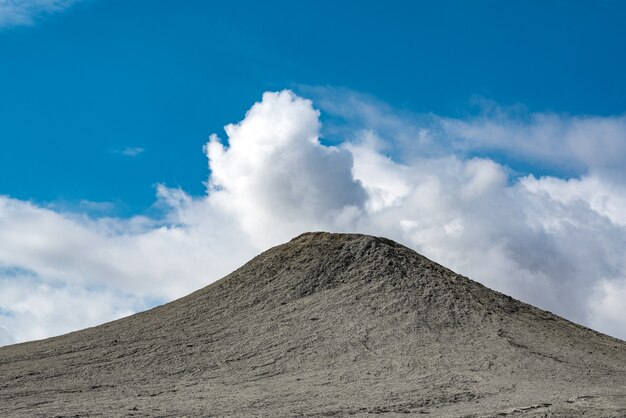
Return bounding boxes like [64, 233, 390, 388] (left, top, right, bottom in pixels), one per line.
[1, 232, 625, 417]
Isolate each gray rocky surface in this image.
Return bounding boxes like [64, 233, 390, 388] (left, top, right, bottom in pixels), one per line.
[1, 232, 625, 417]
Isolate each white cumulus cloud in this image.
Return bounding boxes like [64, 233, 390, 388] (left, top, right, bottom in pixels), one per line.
[206, 91, 366, 247]
[1, 89, 626, 345]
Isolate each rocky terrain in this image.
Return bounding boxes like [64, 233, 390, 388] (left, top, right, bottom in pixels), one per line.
[1, 232, 625, 417]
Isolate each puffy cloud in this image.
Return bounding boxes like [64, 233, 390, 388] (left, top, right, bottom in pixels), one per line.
[1, 89, 626, 344]
[521, 174, 626, 226]
[0, 194, 257, 343]
[206, 91, 366, 246]
[0, 0, 79, 28]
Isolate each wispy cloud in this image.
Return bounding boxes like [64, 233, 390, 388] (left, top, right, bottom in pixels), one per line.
[110, 147, 145, 157]
[46, 199, 118, 216]
[0, 0, 80, 29]
[120, 147, 144, 157]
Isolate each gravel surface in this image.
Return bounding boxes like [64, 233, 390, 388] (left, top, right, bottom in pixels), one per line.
[1, 232, 625, 417]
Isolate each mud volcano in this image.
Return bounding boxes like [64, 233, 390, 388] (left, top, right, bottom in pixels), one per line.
[1, 232, 625, 416]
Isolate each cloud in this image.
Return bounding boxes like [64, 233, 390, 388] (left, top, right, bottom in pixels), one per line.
[305, 86, 626, 176]
[46, 199, 117, 216]
[0, 324, 12, 346]
[120, 147, 145, 157]
[589, 279, 626, 339]
[441, 112, 626, 175]
[1, 89, 626, 345]
[0, 0, 80, 28]
[0, 270, 140, 343]
[110, 147, 145, 157]
[0, 194, 257, 343]
[206, 91, 366, 247]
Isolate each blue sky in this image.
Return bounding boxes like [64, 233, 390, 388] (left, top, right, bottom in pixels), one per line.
[1, 1, 626, 344]
[2, 1, 626, 214]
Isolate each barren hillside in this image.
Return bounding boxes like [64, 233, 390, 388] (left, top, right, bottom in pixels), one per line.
[1, 232, 624, 417]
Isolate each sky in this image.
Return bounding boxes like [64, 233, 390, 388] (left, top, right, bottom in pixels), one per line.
[1, 0, 626, 345]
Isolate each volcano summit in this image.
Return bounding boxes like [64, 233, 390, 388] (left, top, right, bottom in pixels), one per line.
[1, 232, 625, 416]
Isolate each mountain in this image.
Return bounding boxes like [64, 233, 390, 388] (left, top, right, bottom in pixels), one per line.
[1, 232, 625, 417]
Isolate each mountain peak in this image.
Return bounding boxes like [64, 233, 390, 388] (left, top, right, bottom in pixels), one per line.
[1, 232, 625, 416]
